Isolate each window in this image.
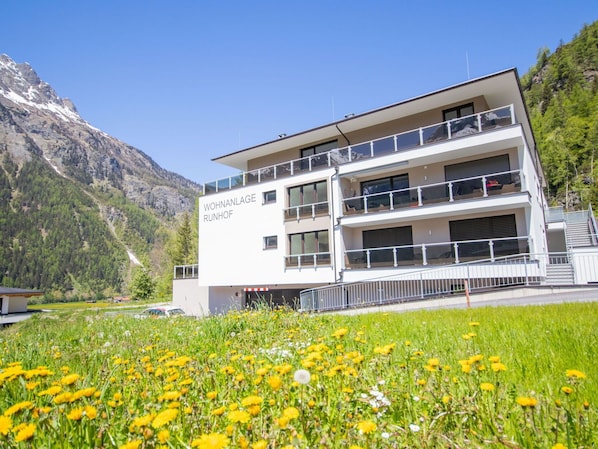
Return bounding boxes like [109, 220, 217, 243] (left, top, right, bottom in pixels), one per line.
[263, 190, 276, 204]
[443, 103, 474, 121]
[300, 140, 337, 169]
[288, 181, 327, 208]
[289, 230, 329, 255]
[359, 174, 410, 207]
[263, 235, 278, 250]
[363, 226, 414, 264]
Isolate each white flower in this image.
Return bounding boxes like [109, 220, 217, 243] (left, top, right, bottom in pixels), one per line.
[381, 432, 390, 439]
[293, 369, 311, 385]
[409, 424, 421, 432]
[123, 330, 131, 337]
[412, 395, 420, 402]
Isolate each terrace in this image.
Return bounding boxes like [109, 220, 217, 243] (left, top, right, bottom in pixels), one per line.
[203, 105, 516, 195]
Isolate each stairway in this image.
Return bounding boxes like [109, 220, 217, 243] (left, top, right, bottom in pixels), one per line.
[544, 263, 575, 285]
[566, 221, 594, 248]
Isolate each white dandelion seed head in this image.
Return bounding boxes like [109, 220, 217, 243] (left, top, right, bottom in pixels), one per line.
[409, 424, 421, 432]
[293, 369, 311, 385]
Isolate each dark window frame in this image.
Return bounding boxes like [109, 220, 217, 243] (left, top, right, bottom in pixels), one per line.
[442, 102, 474, 122]
[263, 190, 277, 204]
[263, 235, 278, 250]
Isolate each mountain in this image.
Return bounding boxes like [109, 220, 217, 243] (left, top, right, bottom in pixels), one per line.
[0, 54, 202, 297]
[521, 20, 598, 210]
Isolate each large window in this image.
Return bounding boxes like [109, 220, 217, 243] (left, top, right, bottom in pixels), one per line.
[449, 214, 521, 258]
[300, 140, 337, 169]
[360, 174, 410, 207]
[445, 155, 512, 194]
[288, 181, 327, 207]
[363, 226, 414, 264]
[289, 230, 329, 255]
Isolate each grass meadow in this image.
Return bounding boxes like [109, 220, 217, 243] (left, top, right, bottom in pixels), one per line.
[0, 302, 595, 448]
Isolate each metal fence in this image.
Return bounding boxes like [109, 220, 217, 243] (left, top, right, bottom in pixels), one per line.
[299, 251, 598, 312]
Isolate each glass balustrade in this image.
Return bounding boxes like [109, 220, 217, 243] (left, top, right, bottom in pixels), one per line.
[345, 236, 529, 269]
[203, 105, 515, 194]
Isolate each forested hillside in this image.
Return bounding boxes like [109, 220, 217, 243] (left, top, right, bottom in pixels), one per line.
[521, 20, 598, 209]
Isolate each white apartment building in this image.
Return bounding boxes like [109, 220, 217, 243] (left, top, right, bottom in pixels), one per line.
[174, 69, 597, 315]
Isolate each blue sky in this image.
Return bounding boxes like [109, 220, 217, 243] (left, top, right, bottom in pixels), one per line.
[2, 1, 597, 185]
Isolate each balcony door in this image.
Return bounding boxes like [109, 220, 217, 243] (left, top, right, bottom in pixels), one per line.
[363, 226, 414, 265]
[449, 214, 518, 259]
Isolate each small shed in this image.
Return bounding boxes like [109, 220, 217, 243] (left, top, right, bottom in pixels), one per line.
[0, 287, 43, 315]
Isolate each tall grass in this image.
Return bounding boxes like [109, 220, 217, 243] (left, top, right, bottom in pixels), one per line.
[0, 302, 595, 448]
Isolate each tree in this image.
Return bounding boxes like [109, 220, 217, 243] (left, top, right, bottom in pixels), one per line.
[129, 265, 156, 301]
[172, 212, 196, 265]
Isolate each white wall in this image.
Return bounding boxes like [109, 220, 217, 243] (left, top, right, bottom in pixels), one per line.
[5, 296, 28, 314]
[172, 279, 209, 317]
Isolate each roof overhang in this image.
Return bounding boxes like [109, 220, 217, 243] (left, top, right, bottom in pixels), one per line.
[0, 287, 44, 297]
[213, 68, 535, 171]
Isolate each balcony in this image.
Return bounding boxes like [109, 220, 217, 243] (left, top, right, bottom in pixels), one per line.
[203, 105, 516, 195]
[345, 236, 530, 269]
[285, 252, 332, 269]
[343, 169, 522, 215]
[284, 201, 329, 221]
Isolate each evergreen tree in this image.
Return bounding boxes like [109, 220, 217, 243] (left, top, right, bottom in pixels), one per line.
[130, 264, 156, 301]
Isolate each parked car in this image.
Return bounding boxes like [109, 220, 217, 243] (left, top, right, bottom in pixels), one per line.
[135, 306, 186, 318]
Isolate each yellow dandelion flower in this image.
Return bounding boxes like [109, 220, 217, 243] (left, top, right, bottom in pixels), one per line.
[25, 381, 40, 391]
[469, 321, 480, 326]
[84, 405, 97, 419]
[283, 406, 299, 419]
[4, 401, 34, 416]
[37, 385, 62, 396]
[60, 373, 81, 385]
[227, 410, 250, 424]
[157, 429, 170, 443]
[488, 355, 500, 363]
[67, 408, 84, 420]
[552, 444, 566, 449]
[480, 382, 495, 391]
[267, 375, 282, 390]
[277, 415, 289, 428]
[252, 440, 267, 449]
[356, 420, 377, 434]
[332, 328, 349, 338]
[212, 406, 226, 416]
[0, 415, 12, 435]
[119, 440, 142, 449]
[129, 413, 154, 431]
[191, 432, 230, 449]
[565, 369, 586, 379]
[241, 395, 263, 407]
[561, 386, 574, 395]
[516, 397, 538, 407]
[207, 391, 218, 400]
[152, 409, 178, 429]
[14, 422, 35, 442]
[349, 446, 364, 449]
[491, 362, 507, 372]
[160, 391, 182, 402]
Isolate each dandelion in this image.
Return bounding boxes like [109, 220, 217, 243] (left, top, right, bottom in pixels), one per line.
[251, 440, 267, 449]
[480, 382, 495, 391]
[227, 410, 251, 424]
[14, 423, 35, 442]
[191, 432, 230, 449]
[0, 415, 12, 435]
[207, 391, 218, 400]
[267, 375, 282, 390]
[293, 369, 311, 385]
[151, 409, 178, 429]
[157, 429, 170, 443]
[241, 395, 263, 407]
[561, 386, 574, 395]
[552, 444, 566, 449]
[282, 407, 299, 419]
[4, 401, 34, 416]
[516, 397, 538, 408]
[349, 446, 364, 449]
[60, 373, 81, 385]
[119, 440, 142, 449]
[356, 420, 377, 434]
[491, 362, 507, 372]
[84, 405, 97, 419]
[67, 407, 84, 420]
[212, 406, 226, 416]
[565, 369, 586, 379]
[332, 328, 349, 338]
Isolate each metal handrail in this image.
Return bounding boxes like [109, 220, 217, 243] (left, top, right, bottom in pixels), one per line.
[203, 105, 515, 195]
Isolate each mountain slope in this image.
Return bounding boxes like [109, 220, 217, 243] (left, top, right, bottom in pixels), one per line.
[0, 54, 202, 296]
[521, 20, 598, 209]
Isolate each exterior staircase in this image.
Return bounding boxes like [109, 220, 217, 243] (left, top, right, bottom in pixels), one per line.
[566, 220, 594, 248]
[544, 262, 575, 285]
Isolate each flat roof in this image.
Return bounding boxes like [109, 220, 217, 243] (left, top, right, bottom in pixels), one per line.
[212, 68, 535, 171]
[0, 287, 44, 296]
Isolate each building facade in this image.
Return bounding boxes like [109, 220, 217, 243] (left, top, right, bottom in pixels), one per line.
[173, 69, 562, 316]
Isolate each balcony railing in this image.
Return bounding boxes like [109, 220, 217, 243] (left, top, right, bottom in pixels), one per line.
[203, 105, 516, 195]
[285, 252, 332, 269]
[284, 201, 329, 221]
[174, 264, 199, 279]
[343, 169, 522, 215]
[345, 236, 530, 269]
